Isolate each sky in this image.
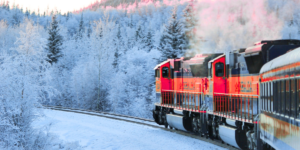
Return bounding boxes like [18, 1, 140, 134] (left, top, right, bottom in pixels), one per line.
[5, 0, 100, 14]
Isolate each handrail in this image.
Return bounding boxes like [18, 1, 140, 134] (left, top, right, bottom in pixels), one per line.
[161, 90, 203, 94]
[214, 93, 259, 97]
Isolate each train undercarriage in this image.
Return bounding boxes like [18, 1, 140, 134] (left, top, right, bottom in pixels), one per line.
[153, 104, 275, 150]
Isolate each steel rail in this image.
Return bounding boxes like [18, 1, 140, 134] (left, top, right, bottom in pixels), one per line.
[42, 105, 238, 150]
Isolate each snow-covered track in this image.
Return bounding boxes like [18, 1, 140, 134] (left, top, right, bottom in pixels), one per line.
[43, 105, 238, 150]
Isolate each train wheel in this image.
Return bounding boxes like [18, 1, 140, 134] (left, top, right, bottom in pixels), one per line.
[158, 111, 163, 124]
[212, 118, 219, 139]
[246, 131, 253, 150]
[164, 118, 168, 128]
[192, 116, 198, 133]
[251, 133, 256, 150]
[197, 116, 202, 135]
[162, 109, 168, 128]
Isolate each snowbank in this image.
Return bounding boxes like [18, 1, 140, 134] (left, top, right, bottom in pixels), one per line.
[33, 109, 227, 150]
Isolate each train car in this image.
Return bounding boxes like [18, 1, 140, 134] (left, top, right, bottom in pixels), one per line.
[153, 39, 300, 150]
[259, 47, 300, 150]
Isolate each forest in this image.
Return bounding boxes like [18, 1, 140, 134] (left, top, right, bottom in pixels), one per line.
[0, 0, 300, 149]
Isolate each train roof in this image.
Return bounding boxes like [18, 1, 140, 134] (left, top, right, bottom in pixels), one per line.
[153, 60, 169, 70]
[245, 39, 300, 57]
[260, 47, 300, 74]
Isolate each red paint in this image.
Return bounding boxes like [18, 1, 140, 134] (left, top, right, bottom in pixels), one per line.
[212, 56, 226, 93]
[160, 62, 171, 91]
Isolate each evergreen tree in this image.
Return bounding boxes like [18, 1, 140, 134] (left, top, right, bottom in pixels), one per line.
[159, 8, 187, 61]
[145, 28, 154, 52]
[11, 9, 22, 26]
[87, 21, 92, 38]
[46, 15, 63, 64]
[77, 13, 85, 39]
[135, 24, 146, 50]
[135, 25, 143, 41]
[66, 12, 70, 21]
[182, 2, 198, 57]
[25, 8, 30, 18]
[5, 1, 9, 11]
[113, 25, 121, 69]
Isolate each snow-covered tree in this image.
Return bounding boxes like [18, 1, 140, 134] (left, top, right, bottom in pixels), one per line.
[182, 2, 198, 57]
[0, 20, 54, 149]
[77, 13, 85, 39]
[159, 7, 187, 62]
[46, 15, 63, 64]
[145, 28, 154, 52]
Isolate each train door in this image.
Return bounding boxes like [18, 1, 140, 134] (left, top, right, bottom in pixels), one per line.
[160, 62, 172, 105]
[212, 56, 226, 113]
[213, 56, 226, 93]
[161, 62, 171, 90]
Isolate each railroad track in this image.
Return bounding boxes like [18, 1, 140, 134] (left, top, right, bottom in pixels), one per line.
[43, 105, 238, 150]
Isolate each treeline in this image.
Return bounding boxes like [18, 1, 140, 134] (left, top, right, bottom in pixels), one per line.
[0, 2, 197, 148]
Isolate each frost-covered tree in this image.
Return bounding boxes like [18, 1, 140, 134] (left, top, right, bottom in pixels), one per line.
[0, 20, 54, 149]
[11, 8, 23, 26]
[113, 24, 121, 69]
[109, 47, 160, 118]
[77, 13, 85, 39]
[159, 7, 187, 62]
[46, 15, 63, 64]
[145, 28, 154, 52]
[87, 21, 92, 38]
[182, 2, 198, 57]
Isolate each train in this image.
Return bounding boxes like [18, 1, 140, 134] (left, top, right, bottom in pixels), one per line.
[152, 39, 300, 150]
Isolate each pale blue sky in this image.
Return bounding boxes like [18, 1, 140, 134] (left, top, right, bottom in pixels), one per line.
[5, 0, 100, 14]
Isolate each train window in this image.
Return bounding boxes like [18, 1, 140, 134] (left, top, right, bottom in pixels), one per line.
[277, 81, 281, 113]
[261, 83, 264, 111]
[265, 83, 268, 111]
[297, 79, 300, 118]
[215, 62, 224, 77]
[155, 69, 160, 78]
[268, 82, 271, 111]
[281, 80, 285, 114]
[286, 80, 290, 116]
[270, 82, 273, 112]
[291, 79, 296, 118]
[274, 81, 277, 112]
[162, 67, 169, 78]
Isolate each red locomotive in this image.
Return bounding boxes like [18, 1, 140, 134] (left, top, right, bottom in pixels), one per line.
[153, 39, 300, 150]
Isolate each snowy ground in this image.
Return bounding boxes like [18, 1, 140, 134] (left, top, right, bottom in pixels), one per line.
[33, 109, 227, 150]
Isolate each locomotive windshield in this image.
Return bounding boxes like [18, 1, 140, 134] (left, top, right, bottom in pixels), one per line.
[215, 62, 224, 77]
[162, 67, 169, 78]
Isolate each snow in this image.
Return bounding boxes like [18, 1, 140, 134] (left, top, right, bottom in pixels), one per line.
[33, 109, 227, 150]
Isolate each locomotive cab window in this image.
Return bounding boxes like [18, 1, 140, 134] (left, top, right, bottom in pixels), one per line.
[162, 67, 169, 78]
[155, 69, 160, 78]
[215, 62, 224, 77]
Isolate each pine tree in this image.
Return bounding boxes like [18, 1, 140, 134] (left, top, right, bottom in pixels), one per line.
[159, 7, 187, 61]
[113, 25, 121, 69]
[182, 2, 198, 57]
[11, 9, 22, 26]
[135, 24, 146, 50]
[46, 15, 63, 64]
[135, 25, 143, 41]
[25, 8, 30, 18]
[145, 28, 154, 52]
[77, 13, 85, 39]
[87, 21, 92, 38]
